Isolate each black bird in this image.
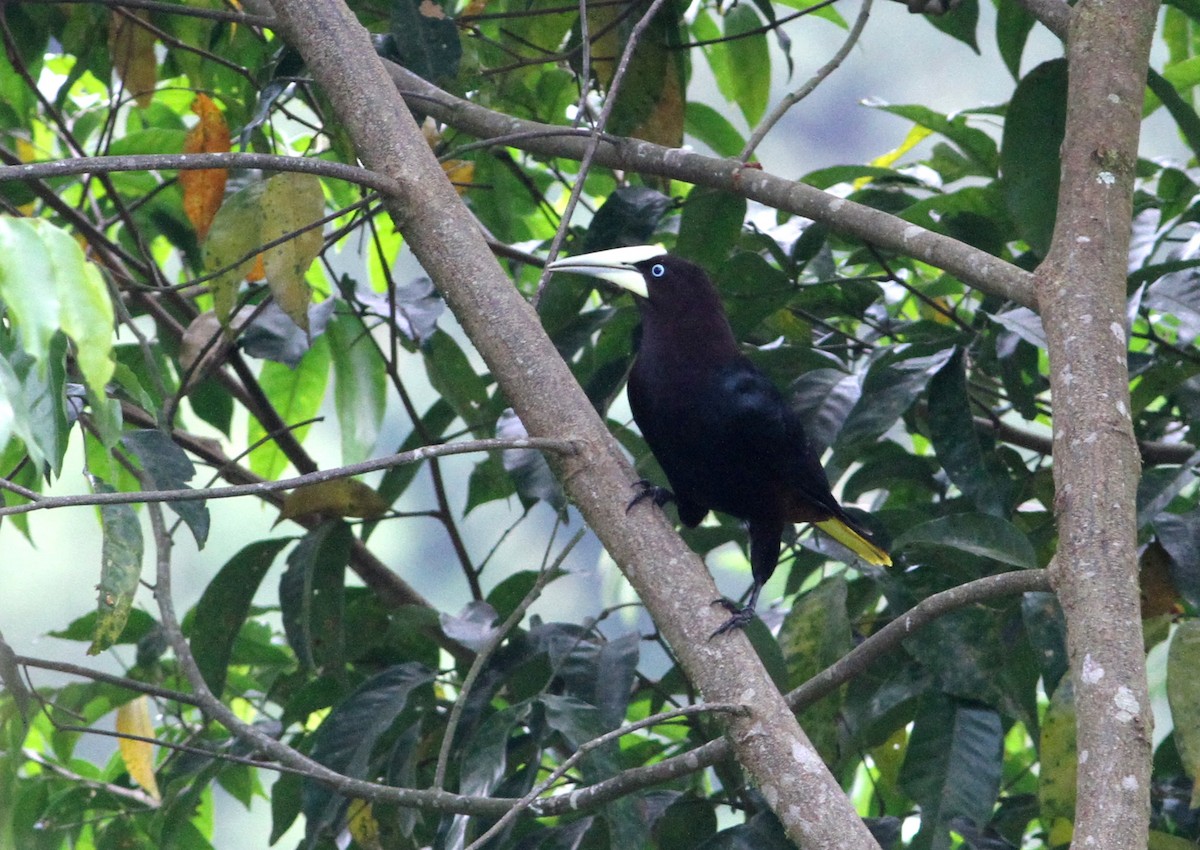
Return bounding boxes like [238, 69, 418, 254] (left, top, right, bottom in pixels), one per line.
[547, 246, 891, 635]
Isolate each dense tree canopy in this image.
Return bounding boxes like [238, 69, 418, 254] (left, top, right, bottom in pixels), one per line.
[0, 0, 1196, 848]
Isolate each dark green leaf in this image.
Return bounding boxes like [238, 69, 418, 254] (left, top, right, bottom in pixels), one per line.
[189, 538, 289, 696]
[874, 103, 998, 176]
[1154, 511, 1200, 608]
[832, 347, 955, 473]
[279, 520, 352, 674]
[899, 694, 1003, 850]
[685, 102, 747, 158]
[0, 629, 30, 727]
[789, 368, 861, 454]
[927, 349, 1008, 517]
[653, 795, 718, 850]
[326, 312, 386, 465]
[717, 5, 770, 125]
[893, 513, 1037, 569]
[996, 0, 1035, 78]
[385, 0, 461, 84]
[422, 328, 490, 434]
[924, 0, 979, 52]
[88, 478, 144, 655]
[122, 429, 210, 549]
[1021, 591, 1068, 694]
[676, 187, 747, 271]
[1000, 59, 1067, 256]
[1148, 68, 1200, 163]
[51, 609, 158, 644]
[778, 577, 852, 764]
[304, 663, 435, 842]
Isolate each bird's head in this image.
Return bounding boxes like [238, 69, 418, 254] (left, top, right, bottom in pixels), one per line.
[545, 246, 717, 307]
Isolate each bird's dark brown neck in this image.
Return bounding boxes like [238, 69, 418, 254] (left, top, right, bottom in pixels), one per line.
[636, 299, 740, 365]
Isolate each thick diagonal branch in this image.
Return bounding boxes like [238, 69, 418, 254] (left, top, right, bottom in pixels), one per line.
[266, 2, 882, 847]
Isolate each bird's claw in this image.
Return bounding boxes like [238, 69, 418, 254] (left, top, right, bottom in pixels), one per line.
[709, 598, 755, 638]
[627, 480, 675, 514]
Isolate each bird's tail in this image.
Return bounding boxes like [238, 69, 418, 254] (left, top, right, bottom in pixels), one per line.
[816, 517, 892, 566]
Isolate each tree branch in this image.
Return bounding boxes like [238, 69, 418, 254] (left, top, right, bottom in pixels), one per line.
[383, 61, 1037, 310]
[266, 1, 883, 846]
[1035, 2, 1159, 847]
[0, 436, 576, 516]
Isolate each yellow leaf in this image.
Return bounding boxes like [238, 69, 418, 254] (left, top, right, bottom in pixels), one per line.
[260, 173, 324, 332]
[108, 11, 157, 109]
[347, 800, 382, 850]
[181, 94, 231, 240]
[857, 125, 932, 189]
[441, 159, 474, 195]
[278, 479, 390, 524]
[116, 697, 161, 801]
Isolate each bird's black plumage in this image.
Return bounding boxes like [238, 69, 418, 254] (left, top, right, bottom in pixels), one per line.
[547, 247, 890, 635]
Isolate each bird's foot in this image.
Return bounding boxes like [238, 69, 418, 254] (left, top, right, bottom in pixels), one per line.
[709, 598, 756, 638]
[627, 480, 675, 513]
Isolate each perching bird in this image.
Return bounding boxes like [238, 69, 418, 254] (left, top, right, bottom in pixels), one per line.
[547, 246, 891, 635]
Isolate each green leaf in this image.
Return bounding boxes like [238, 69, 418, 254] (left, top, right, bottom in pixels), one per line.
[327, 312, 386, 465]
[685, 102, 746, 158]
[260, 173, 323, 332]
[386, 0, 462, 84]
[873, 103, 998, 176]
[892, 513, 1037, 569]
[247, 333, 330, 480]
[704, 5, 770, 126]
[653, 795, 718, 850]
[1037, 678, 1076, 829]
[675, 187, 747, 271]
[1000, 59, 1067, 256]
[304, 663, 435, 841]
[279, 520, 352, 674]
[778, 577, 852, 764]
[924, 0, 979, 53]
[1021, 592, 1068, 695]
[1147, 68, 1200, 163]
[898, 694, 1003, 850]
[203, 181, 268, 326]
[790, 367, 861, 454]
[995, 0, 1035, 79]
[50, 608, 157, 644]
[0, 217, 115, 401]
[927, 349, 1008, 517]
[88, 478, 145, 655]
[1168, 620, 1200, 807]
[832, 347, 955, 473]
[122, 429, 210, 549]
[0, 217, 61, 373]
[422, 328, 490, 434]
[1153, 511, 1200, 609]
[189, 538, 289, 696]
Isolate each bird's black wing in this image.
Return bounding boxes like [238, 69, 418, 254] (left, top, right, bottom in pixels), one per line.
[702, 359, 843, 522]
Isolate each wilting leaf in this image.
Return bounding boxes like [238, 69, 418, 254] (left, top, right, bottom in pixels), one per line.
[181, 94, 230, 240]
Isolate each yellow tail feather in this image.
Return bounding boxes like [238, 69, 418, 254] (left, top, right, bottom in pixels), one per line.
[816, 518, 892, 566]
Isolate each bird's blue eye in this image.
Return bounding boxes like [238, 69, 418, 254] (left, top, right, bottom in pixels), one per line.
[651, 263, 665, 278]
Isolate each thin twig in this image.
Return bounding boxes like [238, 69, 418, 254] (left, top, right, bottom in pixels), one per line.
[0, 437, 577, 516]
[433, 526, 587, 790]
[0, 153, 401, 196]
[527, 568, 1053, 817]
[465, 701, 749, 850]
[741, 0, 873, 162]
[534, 0, 673, 305]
